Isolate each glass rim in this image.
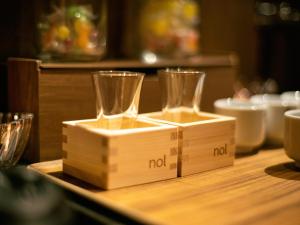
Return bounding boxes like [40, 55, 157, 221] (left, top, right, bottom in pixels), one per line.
[214, 98, 267, 111]
[92, 70, 145, 77]
[158, 68, 205, 75]
[0, 112, 34, 125]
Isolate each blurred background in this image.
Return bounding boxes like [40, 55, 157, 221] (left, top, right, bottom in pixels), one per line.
[0, 0, 299, 111]
[0, 1, 299, 223]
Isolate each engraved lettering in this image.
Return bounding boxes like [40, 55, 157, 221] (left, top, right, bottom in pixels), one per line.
[213, 144, 227, 156]
[149, 155, 167, 168]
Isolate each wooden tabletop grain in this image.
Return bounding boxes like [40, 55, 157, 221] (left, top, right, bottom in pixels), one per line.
[29, 148, 300, 225]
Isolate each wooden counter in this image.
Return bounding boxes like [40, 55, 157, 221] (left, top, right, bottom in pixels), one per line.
[29, 148, 300, 225]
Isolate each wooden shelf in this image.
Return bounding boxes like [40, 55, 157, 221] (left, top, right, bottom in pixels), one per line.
[29, 148, 300, 225]
[38, 54, 238, 70]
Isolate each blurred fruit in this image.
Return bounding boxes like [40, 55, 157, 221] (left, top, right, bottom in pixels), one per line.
[38, 2, 106, 61]
[74, 18, 92, 33]
[183, 1, 199, 22]
[76, 35, 89, 49]
[139, 0, 200, 59]
[57, 25, 70, 40]
[151, 20, 169, 36]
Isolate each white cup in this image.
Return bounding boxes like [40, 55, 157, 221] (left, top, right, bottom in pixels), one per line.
[281, 91, 300, 109]
[214, 98, 267, 154]
[251, 94, 297, 146]
[284, 109, 300, 168]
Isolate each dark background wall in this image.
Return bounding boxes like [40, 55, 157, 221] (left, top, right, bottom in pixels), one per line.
[1, 0, 299, 112]
[0, 1, 40, 112]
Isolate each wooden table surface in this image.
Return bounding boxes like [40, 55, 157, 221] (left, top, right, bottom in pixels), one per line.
[29, 148, 300, 225]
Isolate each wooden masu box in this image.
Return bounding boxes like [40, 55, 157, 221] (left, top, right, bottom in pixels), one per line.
[62, 118, 178, 190]
[141, 111, 236, 176]
[63, 111, 235, 189]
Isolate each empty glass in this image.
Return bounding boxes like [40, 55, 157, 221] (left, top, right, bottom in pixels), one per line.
[158, 69, 205, 121]
[92, 71, 144, 129]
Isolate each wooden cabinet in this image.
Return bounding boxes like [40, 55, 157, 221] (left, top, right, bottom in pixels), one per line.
[8, 55, 238, 162]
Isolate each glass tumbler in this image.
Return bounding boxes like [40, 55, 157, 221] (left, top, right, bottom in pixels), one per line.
[158, 69, 205, 121]
[92, 71, 144, 129]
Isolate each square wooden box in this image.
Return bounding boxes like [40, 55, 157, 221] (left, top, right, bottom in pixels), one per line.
[141, 111, 236, 176]
[62, 118, 178, 189]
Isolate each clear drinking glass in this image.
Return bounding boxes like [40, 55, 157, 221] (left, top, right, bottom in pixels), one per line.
[158, 68, 205, 122]
[91, 71, 144, 129]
